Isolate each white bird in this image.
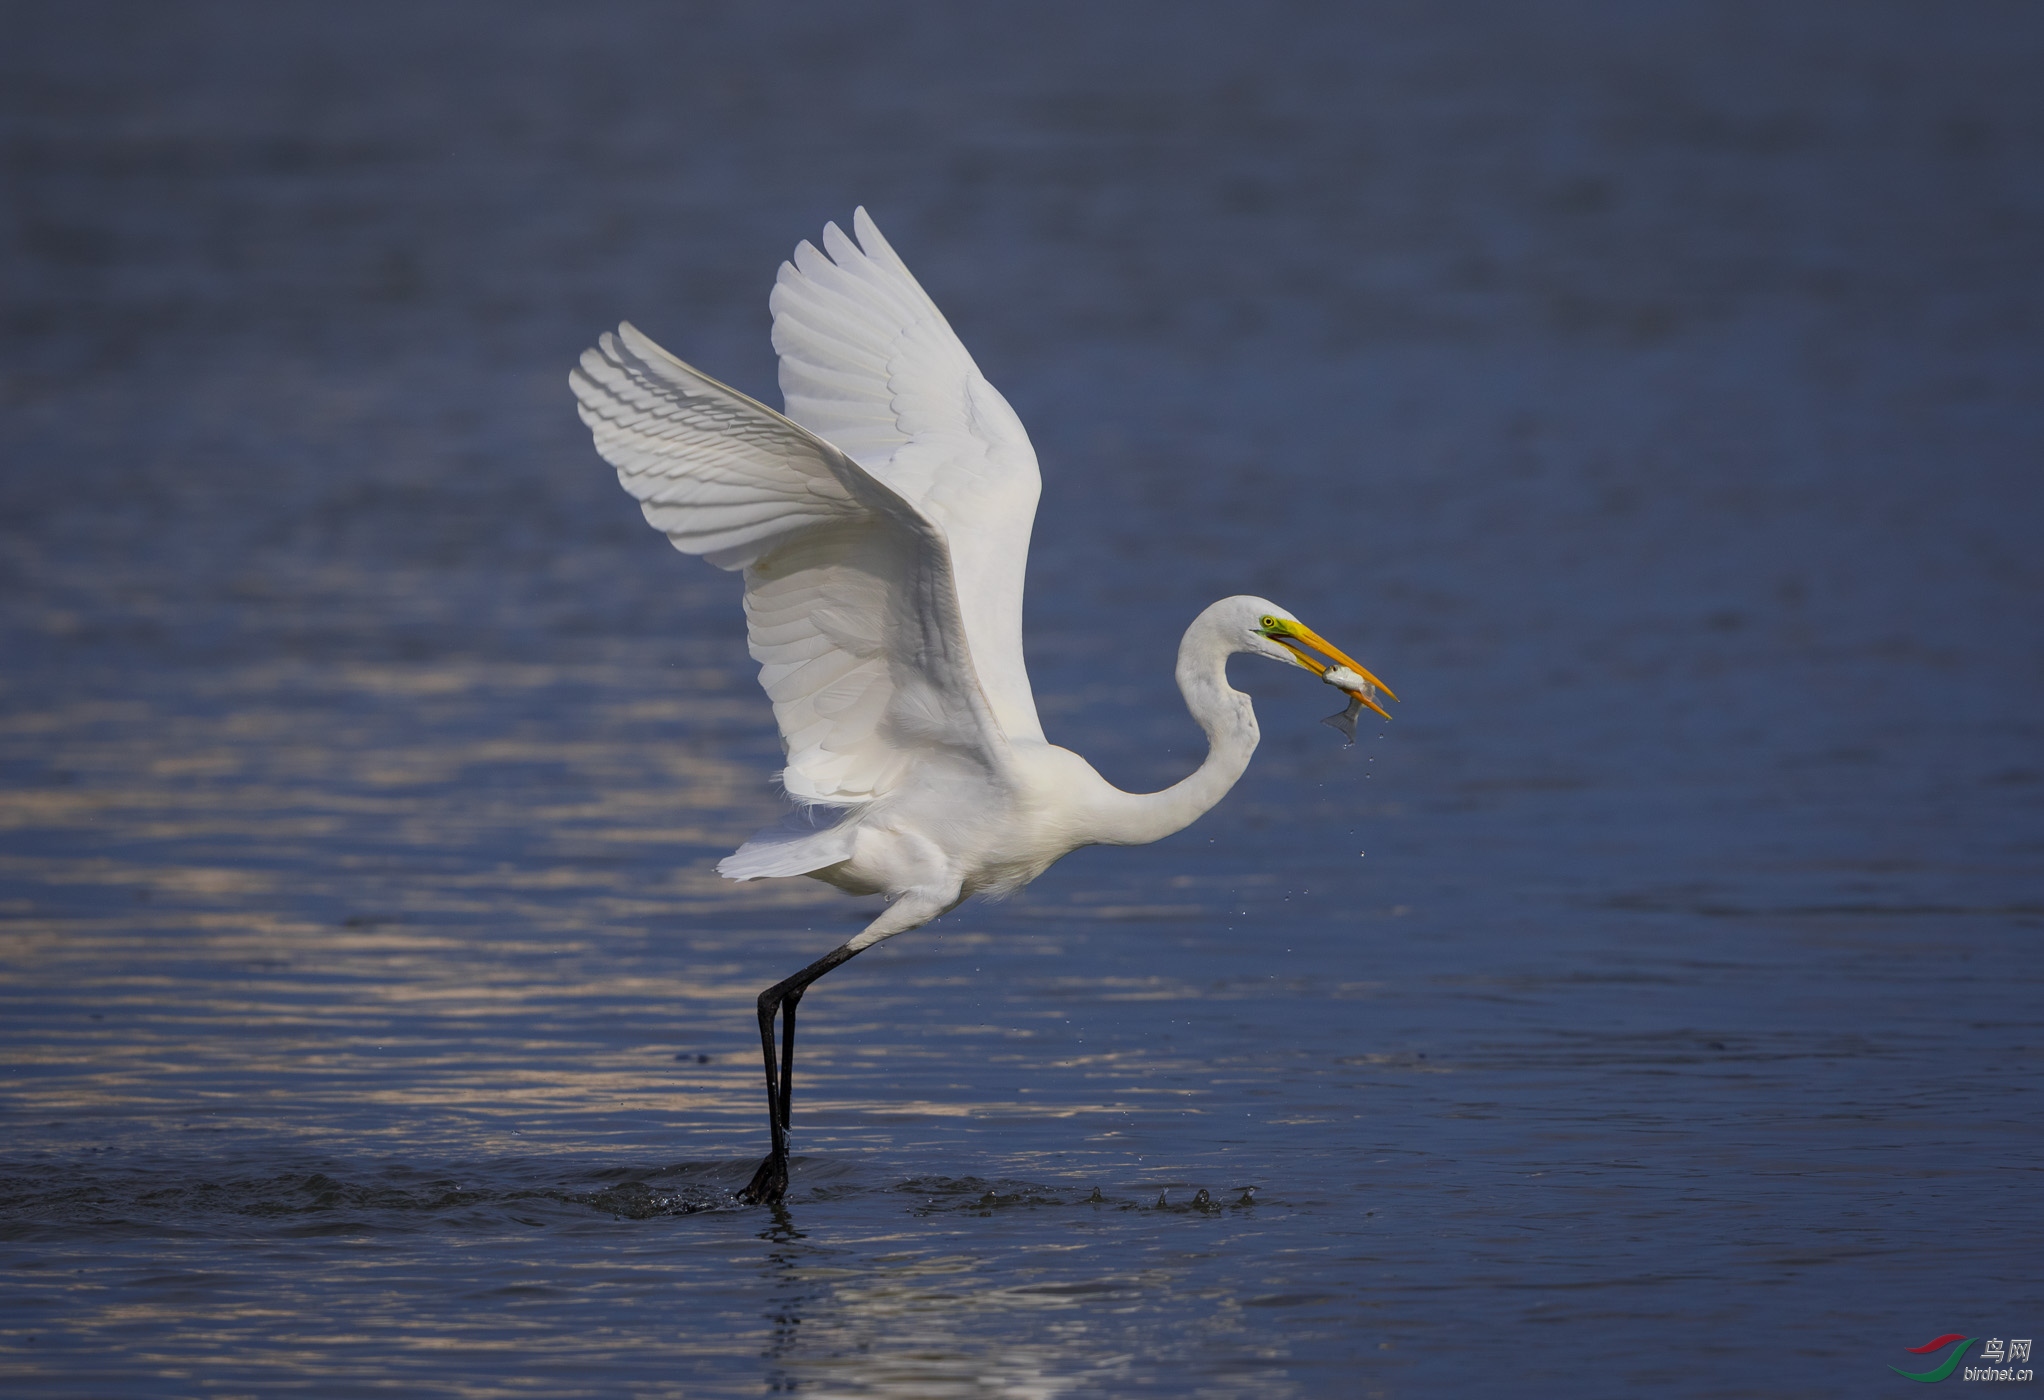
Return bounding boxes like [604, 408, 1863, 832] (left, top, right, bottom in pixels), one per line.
[570, 209, 1394, 1204]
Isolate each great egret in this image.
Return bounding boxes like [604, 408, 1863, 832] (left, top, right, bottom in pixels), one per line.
[570, 210, 1394, 1204]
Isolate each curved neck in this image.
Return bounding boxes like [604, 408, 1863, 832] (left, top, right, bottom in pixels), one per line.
[1089, 616, 1260, 847]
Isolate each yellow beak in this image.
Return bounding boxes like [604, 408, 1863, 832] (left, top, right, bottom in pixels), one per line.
[1270, 620, 1398, 721]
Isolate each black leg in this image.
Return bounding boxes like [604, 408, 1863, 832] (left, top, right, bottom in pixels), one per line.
[779, 988, 802, 1131]
[739, 942, 865, 1205]
[743, 990, 790, 1204]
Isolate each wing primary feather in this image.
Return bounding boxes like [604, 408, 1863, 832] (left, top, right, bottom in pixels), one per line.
[573, 214, 1044, 822]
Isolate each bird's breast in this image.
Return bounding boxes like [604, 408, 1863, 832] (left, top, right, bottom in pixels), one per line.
[818, 743, 1106, 904]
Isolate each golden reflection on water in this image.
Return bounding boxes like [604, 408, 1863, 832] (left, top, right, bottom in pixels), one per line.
[1, 647, 1385, 1400]
[1, 661, 767, 1148]
[0, 655, 1247, 1169]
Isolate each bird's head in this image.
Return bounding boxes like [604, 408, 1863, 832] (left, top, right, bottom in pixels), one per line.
[1224, 596, 1397, 721]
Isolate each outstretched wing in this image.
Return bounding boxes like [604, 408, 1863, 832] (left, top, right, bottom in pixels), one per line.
[771, 209, 1045, 743]
[571, 322, 1008, 806]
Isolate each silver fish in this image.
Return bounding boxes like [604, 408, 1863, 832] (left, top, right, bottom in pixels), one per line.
[1322, 693, 1368, 745]
[1317, 664, 1392, 746]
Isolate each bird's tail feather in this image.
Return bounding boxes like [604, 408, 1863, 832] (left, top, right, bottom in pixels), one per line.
[718, 807, 857, 880]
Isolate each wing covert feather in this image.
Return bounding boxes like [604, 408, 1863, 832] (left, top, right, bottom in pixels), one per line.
[571, 319, 1008, 807]
[770, 209, 1045, 743]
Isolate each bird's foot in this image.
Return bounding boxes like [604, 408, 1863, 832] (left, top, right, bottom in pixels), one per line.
[739, 1149, 788, 1205]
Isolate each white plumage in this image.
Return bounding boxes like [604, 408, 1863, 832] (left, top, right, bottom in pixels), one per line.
[570, 209, 1394, 1203]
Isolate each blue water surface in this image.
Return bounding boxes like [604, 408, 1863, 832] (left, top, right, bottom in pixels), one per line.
[2, 3, 2041, 1396]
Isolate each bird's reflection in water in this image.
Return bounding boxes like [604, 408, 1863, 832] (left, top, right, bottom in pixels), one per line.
[745, 1193, 1299, 1400]
[755, 1230, 1099, 1400]
[754, 1208, 819, 1392]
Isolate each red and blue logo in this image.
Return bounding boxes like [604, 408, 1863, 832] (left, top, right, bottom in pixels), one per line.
[1891, 1335, 1975, 1384]
[1890, 1333, 2034, 1383]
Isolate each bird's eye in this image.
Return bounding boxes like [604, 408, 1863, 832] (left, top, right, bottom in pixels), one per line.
[1260, 615, 1280, 631]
